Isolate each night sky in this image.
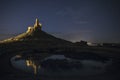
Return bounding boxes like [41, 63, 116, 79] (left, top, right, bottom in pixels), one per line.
[0, 0, 120, 43]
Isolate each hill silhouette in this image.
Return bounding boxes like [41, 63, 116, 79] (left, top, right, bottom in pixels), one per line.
[1, 19, 73, 48]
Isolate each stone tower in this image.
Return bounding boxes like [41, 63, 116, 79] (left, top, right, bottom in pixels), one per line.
[26, 18, 42, 33]
[34, 18, 42, 30]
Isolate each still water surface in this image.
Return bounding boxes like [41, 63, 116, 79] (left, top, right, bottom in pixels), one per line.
[11, 54, 111, 76]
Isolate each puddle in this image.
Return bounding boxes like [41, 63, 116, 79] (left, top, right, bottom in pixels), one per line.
[11, 54, 111, 76]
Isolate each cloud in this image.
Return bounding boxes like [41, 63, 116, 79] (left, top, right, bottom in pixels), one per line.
[56, 7, 76, 16]
[56, 7, 89, 25]
[56, 10, 68, 16]
[74, 21, 88, 24]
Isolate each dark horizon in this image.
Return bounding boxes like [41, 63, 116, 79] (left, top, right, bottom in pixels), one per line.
[0, 0, 120, 43]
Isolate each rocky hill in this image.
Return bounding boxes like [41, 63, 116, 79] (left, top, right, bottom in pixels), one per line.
[0, 19, 73, 49]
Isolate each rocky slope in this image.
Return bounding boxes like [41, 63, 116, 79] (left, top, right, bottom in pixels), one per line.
[0, 19, 73, 48]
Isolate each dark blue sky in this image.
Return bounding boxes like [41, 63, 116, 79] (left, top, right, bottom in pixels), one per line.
[0, 0, 120, 43]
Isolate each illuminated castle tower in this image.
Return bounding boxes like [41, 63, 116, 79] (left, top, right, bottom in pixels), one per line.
[34, 18, 42, 30]
[26, 18, 42, 33]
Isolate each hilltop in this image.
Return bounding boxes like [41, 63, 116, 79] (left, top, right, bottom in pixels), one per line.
[0, 19, 73, 48]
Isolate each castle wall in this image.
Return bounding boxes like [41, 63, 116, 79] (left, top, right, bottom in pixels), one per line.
[26, 27, 34, 33]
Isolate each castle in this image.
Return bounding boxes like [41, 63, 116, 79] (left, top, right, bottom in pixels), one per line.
[26, 18, 42, 33]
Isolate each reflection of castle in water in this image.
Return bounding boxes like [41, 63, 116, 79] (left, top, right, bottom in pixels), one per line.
[26, 59, 40, 75]
[11, 54, 111, 76]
